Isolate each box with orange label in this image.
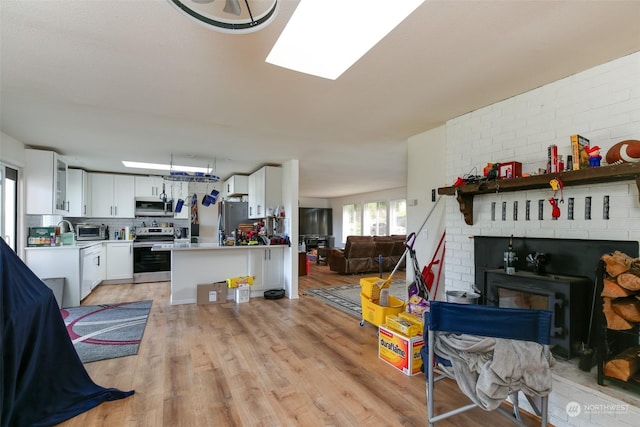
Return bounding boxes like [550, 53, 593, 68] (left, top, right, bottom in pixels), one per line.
[378, 324, 424, 376]
[226, 275, 254, 288]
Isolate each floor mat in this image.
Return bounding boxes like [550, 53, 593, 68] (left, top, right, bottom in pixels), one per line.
[61, 300, 152, 363]
[305, 280, 407, 319]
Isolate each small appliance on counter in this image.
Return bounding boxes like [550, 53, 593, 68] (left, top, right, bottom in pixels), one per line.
[75, 224, 107, 241]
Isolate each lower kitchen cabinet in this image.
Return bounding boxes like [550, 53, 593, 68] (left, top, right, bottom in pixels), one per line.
[104, 241, 133, 282]
[80, 244, 104, 299]
[25, 243, 103, 308]
[249, 246, 284, 292]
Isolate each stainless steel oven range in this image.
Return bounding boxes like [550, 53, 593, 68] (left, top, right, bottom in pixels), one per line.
[133, 226, 175, 283]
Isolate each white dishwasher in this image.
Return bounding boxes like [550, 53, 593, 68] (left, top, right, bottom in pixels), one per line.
[80, 245, 103, 300]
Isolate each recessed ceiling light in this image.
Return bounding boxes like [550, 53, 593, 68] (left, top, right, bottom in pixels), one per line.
[122, 161, 211, 174]
[266, 0, 425, 80]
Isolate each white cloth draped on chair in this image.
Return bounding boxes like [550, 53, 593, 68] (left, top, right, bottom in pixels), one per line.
[434, 332, 555, 411]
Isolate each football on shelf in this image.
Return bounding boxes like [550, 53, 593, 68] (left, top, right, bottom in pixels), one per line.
[605, 140, 640, 164]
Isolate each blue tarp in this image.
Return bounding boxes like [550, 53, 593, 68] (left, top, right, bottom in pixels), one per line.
[1, 239, 134, 427]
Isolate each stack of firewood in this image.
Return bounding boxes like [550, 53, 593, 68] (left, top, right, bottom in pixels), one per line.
[601, 251, 640, 382]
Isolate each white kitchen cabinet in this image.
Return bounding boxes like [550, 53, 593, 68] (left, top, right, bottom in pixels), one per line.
[104, 241, 133, 281]
[89, 173, 135, 218]
[248, 166, 282, 219]
[25, 149, 69, 215]
[67, 168, 90, 217]
[249, 246, 284, 292]
[135, 175, 166, 198]
[24, 244, 106, 308]
[223, 175, 248, 198]
[81, 244, 104, 299]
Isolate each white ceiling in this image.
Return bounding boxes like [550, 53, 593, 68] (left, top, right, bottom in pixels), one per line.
[2, 0, 639, 198]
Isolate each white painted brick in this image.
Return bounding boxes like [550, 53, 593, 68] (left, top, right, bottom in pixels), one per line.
[442, 52, 640, 425]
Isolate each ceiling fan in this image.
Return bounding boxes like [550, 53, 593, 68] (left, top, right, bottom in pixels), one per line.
[169, 0, 279, 33]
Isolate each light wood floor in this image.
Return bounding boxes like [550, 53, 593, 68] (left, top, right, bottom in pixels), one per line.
[57, 262, 543, 426]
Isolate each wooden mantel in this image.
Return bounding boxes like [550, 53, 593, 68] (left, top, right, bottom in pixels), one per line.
[438, 162, 640, 225]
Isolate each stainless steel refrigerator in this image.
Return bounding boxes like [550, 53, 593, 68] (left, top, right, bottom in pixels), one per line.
[218, 201, 249, 242]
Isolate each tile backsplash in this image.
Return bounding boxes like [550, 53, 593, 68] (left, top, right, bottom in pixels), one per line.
[26, 215, 190, 240]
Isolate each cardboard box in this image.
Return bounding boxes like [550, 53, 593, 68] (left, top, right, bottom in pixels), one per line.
[234, 285, 251, 303]
[386, 313, 422, 337]
[197, 282, 228, 305]
[226, 276, 254, 288]
[378, 324, 425, 376]
[28, 226, 57, 247]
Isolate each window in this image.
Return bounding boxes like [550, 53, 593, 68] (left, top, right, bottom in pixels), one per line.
[389, 199, 407, 235]
[342, 198, 406, 243]
[342, 204, 362, 243]
[363, 201, 388, 236]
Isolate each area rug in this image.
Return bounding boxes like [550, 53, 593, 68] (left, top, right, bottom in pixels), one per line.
[305, 280, 407, 319]
[60, 300, 152, 363]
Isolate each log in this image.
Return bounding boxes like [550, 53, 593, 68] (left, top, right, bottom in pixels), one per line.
[611, 297, 640, 322]
[603, 297, 634, 330]
[617, 272, 640, 291]
[601, 278, 635, 298]
[601, 251, 634, 277]
[604, 345, 640, 382]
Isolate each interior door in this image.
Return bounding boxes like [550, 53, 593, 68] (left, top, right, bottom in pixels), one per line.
[1, 164, 19, 251]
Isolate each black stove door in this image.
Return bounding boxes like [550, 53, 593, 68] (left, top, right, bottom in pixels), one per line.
[133, 245, 171, 274]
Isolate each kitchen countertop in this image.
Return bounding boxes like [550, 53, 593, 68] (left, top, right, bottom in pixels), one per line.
[25, 240, 133, 250]
[152, 243, 287, 251]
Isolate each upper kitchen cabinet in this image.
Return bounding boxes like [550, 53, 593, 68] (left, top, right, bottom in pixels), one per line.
[25, 149, 69, 215]
[223, 175, 249, 198]
[88, 173, 135, 218]
[67, 168, 90, 217]
[248, 166, 282, 219]
[135, 175, 166, 198]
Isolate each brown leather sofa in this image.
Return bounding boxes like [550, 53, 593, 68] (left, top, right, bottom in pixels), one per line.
[328, 235, 406, 274]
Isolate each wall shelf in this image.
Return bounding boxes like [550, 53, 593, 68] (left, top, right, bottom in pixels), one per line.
[438, 162, 640, 225]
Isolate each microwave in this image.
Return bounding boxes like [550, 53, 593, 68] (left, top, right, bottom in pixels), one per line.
[135, 197, 174, 217]
[76, 224, 107, 241]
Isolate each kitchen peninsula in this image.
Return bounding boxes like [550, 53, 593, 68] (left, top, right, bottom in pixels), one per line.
[153, 243, 286, 305]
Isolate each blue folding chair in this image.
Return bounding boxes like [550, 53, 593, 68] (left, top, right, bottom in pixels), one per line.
[425, 301, 553, 426]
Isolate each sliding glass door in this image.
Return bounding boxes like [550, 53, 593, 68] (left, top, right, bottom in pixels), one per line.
[1, 164, 19, 251]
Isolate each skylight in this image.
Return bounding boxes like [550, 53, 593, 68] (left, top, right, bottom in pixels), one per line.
[266, 0, 425, 80]
[122, 161, 211, 174]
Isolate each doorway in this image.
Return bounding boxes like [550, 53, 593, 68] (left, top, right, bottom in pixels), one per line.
[1, 164, 19, 251]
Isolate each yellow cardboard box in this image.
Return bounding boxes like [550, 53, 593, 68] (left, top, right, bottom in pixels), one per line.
[226, 276, 254, 288]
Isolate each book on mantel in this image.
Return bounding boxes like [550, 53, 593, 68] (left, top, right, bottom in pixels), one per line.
[571, 134, 590, 170]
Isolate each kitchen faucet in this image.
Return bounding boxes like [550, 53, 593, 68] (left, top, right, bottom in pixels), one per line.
[57, 220, 75, 235]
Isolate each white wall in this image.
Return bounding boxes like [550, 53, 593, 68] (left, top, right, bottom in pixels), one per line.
[407, 126, 447, 299]
[440, 52, 640, 426]
[190, 181, 221, 243]
[0, 131, 26, 167]
[282, 159, 299, 299]
[299, 197, 330, 208]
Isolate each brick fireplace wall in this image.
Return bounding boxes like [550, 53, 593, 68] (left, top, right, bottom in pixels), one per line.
[442, 52, 640, 425]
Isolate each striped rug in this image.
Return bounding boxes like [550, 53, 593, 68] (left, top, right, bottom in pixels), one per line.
[61, 300, 151, 363]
